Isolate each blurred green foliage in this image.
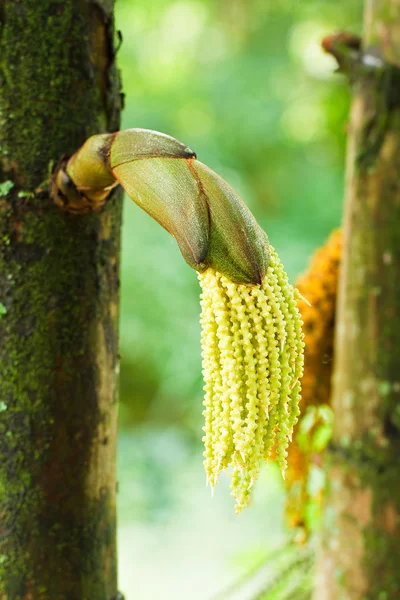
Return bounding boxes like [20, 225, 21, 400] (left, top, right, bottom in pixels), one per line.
[116, 0, 363, 430]
[114, 2, 365, 597]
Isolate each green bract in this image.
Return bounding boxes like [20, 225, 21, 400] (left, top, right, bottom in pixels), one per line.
[61, 129, 269, 285]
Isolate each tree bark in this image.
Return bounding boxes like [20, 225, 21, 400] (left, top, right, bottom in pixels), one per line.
[0, 2, 123, 598]
[315, 3, 400, 599]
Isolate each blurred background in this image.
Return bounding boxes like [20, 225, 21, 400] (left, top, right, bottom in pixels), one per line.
[115, 0, 362, 598]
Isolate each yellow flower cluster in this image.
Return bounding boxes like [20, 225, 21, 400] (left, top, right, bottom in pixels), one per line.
[296, 229, 342, 413]
[198, 247, 304, 512]
[285, 229, 342, 533]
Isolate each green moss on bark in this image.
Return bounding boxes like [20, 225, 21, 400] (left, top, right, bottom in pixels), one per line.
[315, 10, 400, 598]
[0, 0, 122, 187]
[0, 1, 123, 597]
[322, 440, 400, 599]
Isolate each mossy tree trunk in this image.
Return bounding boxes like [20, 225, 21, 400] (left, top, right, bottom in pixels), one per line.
[315, 2, 400, 599]
[0, 2, 123, 598]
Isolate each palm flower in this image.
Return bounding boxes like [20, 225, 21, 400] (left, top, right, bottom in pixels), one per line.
[285, 229, 341, 531]
[199, 248, 304, 512]
[54, 129, 305, 511]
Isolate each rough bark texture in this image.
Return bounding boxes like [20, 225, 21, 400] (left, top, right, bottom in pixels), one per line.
[314, 3, 400, 599]
[0, 1, 123, 598]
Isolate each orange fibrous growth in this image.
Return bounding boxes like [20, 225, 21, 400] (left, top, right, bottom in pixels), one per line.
[285, 229, 342, 534]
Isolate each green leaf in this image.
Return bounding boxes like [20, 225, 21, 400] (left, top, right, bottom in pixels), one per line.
[0, 180, 14, 197]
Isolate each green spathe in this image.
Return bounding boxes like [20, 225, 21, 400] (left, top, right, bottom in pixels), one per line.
[110, 128, 196, 166]
[63, 129, 269, 285]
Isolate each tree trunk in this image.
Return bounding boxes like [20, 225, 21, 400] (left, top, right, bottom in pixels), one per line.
[0, 2, 123, 598]
[315, 3, 400, 599]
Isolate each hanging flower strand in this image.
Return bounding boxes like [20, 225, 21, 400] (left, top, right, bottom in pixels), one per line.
[199, 248, 304, 512]
[53, 128, 305, 512]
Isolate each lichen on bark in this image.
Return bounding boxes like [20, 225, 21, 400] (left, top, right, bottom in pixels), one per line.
[0, 1, 123, 598]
